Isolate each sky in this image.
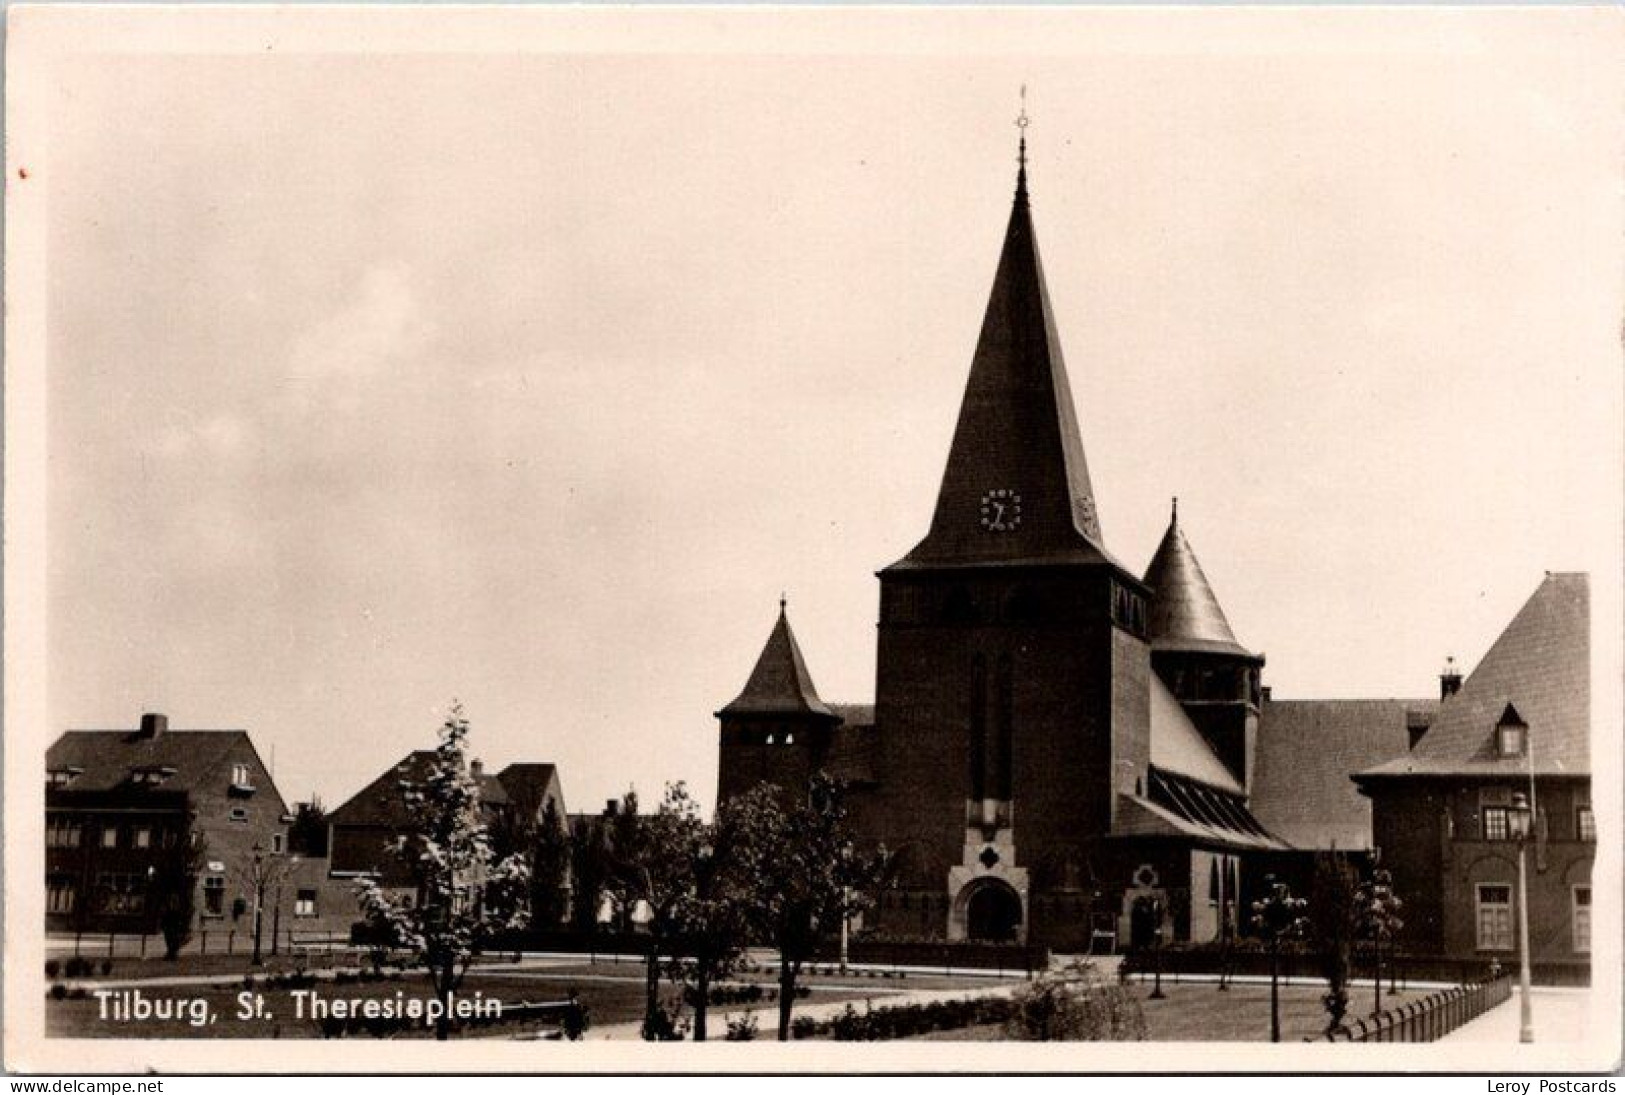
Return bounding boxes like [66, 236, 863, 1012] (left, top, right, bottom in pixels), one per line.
[36, 8, 1623, 818]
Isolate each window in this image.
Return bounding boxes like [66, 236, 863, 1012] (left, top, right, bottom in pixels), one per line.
[1476, 884, 1513, 951]
[129, 766, 175, 787]
[96, 873, 145, 916]
[1573, 887, 1591, 953]
[1482, 807, 1510, 841]
[133, 827, 152, 849]
[294, 889, 318, 918]
[47, 768, 81, 788]
[1577, 805, 1595, 842]
[229, 807, 249, 823]
[271, 833, 285, 854]
[47, 876, 76, 915]
[203, 876, 226, 917]
[46, 817, 82, 848]
[230, 763, 254, 789]
[1497, 723, 1525, 757]
[101, 827, 119, 849]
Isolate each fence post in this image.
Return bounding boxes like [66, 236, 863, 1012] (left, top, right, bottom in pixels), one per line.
[140, 933, 147, 959]
[108, 932, 116, 957]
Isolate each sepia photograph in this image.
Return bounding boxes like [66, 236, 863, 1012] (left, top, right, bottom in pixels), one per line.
[4, 3, 1621, 1075]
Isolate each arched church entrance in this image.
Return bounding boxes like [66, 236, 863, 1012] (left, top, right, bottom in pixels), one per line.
[962, 878, 1023, 942]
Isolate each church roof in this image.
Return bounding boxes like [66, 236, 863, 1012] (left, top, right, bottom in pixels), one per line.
[1142, 502, 1253, 658]
[1252, 697, 1432, 850]
[717, 601, 837, 719]
[1149, 674, 1244, 794]
[1357, 573, 1589, 780]
[890, 146, 1124, 574]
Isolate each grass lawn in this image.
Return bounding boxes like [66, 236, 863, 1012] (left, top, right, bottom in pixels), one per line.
[904, 980, 1432, 1042]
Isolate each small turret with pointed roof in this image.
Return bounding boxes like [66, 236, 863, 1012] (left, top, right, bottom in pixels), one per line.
[1143, 498, 1255, 659]
[717, 596, 837, 719]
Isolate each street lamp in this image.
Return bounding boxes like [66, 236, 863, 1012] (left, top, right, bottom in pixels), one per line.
[1507, 791, 1534, 1044]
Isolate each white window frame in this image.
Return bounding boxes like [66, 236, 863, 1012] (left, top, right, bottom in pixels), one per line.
[294, 890, 318, 918]
[1476, 883, 1514, 952]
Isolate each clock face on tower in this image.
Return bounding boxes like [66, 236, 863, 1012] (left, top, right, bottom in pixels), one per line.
[979, 489, 1023, 532]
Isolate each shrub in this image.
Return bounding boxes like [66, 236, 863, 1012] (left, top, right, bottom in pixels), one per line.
[791, 1016, 819, 1040]
[724, 1012, 759, 1041]
[49, 983, 68, 1000]
[45, 960, 61, 979]
[1005, 960, 1147, 1041]
[99, 959, 113, 976]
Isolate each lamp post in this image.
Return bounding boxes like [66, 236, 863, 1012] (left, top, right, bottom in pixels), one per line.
[1508, 791, 1534, 1043]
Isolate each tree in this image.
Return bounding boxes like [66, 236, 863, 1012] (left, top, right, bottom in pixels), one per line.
[1251, 875, 1308, 1043]
[287, 798, 329, 858]
[530, 799, 573, 927]
[671, 793, 757, 1042]
[354, 704, 530, 1040]
[733, 774, 890, 1041]
[153, 823, 205, 960]
[232, 839, 301, 965]
[613, 782, 707, 1040]
[1308, 853, 1361, 1036]
[1356, 867, 1405, 1017]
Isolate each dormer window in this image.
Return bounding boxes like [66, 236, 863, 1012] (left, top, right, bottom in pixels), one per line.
[129, 765, 177, 787]
[47, 767, 83, 788]
[1495, 703, 1528, 758]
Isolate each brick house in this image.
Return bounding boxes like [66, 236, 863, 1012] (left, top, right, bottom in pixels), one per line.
[46, 713, 291, 937]
[1354, 573, 1592, 975]
[325, 752, 568, 923]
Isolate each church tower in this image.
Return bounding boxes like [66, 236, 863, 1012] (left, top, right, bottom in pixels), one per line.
[1141, 501, 1264, 790]
[715, 599, 843, 804]
[872, 135, 1153, 945]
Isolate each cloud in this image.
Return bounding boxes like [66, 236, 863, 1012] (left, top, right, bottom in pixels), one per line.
[283, 264, 434, 412]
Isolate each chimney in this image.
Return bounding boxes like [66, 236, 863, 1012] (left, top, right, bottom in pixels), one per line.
[1259, 685, 1272, 703]
[138, 713, 168, 740]
[605, 798, 619, 817]
[469, 758, 484, 780]
[1439, 656, 1463, 700]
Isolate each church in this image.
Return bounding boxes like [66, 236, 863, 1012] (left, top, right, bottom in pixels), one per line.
[712, 134, 1588, 958]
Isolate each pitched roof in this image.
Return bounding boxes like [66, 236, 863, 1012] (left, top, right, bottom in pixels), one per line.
[889, 150, 1126, 574]
[1142, 502, 1254, 658]
[1358, 573, 1589, 779]
[1115, 769, 1285, 852]
[1149, 674, 1244, 794]
[48, 729, 256, 795]
[1252, 698, 1433, 850]
[718, 602, 836, 718]
[496, 763, 564, 823]
[329, 750, 512, 827]
[825, 704, 878, 785]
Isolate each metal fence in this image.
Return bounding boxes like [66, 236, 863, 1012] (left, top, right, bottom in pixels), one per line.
[1312, 975, 1512, 1042]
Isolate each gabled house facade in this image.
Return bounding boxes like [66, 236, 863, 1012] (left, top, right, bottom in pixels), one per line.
[46, 713, 291, 936]
[1354, 573, 1592, 975]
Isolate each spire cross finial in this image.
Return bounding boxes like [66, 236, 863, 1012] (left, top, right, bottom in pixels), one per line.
[779, 591, 787, 612]
[1171, 496, 1179, 521]
[1016, 85, 1030, 167]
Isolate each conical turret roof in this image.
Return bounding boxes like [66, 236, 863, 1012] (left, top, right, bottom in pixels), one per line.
[1143, 501, 1254, 658]
[891, 144, 1120, 573]
[718, 600, 837, 719]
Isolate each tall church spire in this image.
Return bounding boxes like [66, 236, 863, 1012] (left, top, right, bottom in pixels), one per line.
[892, 121, 1111, 571]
